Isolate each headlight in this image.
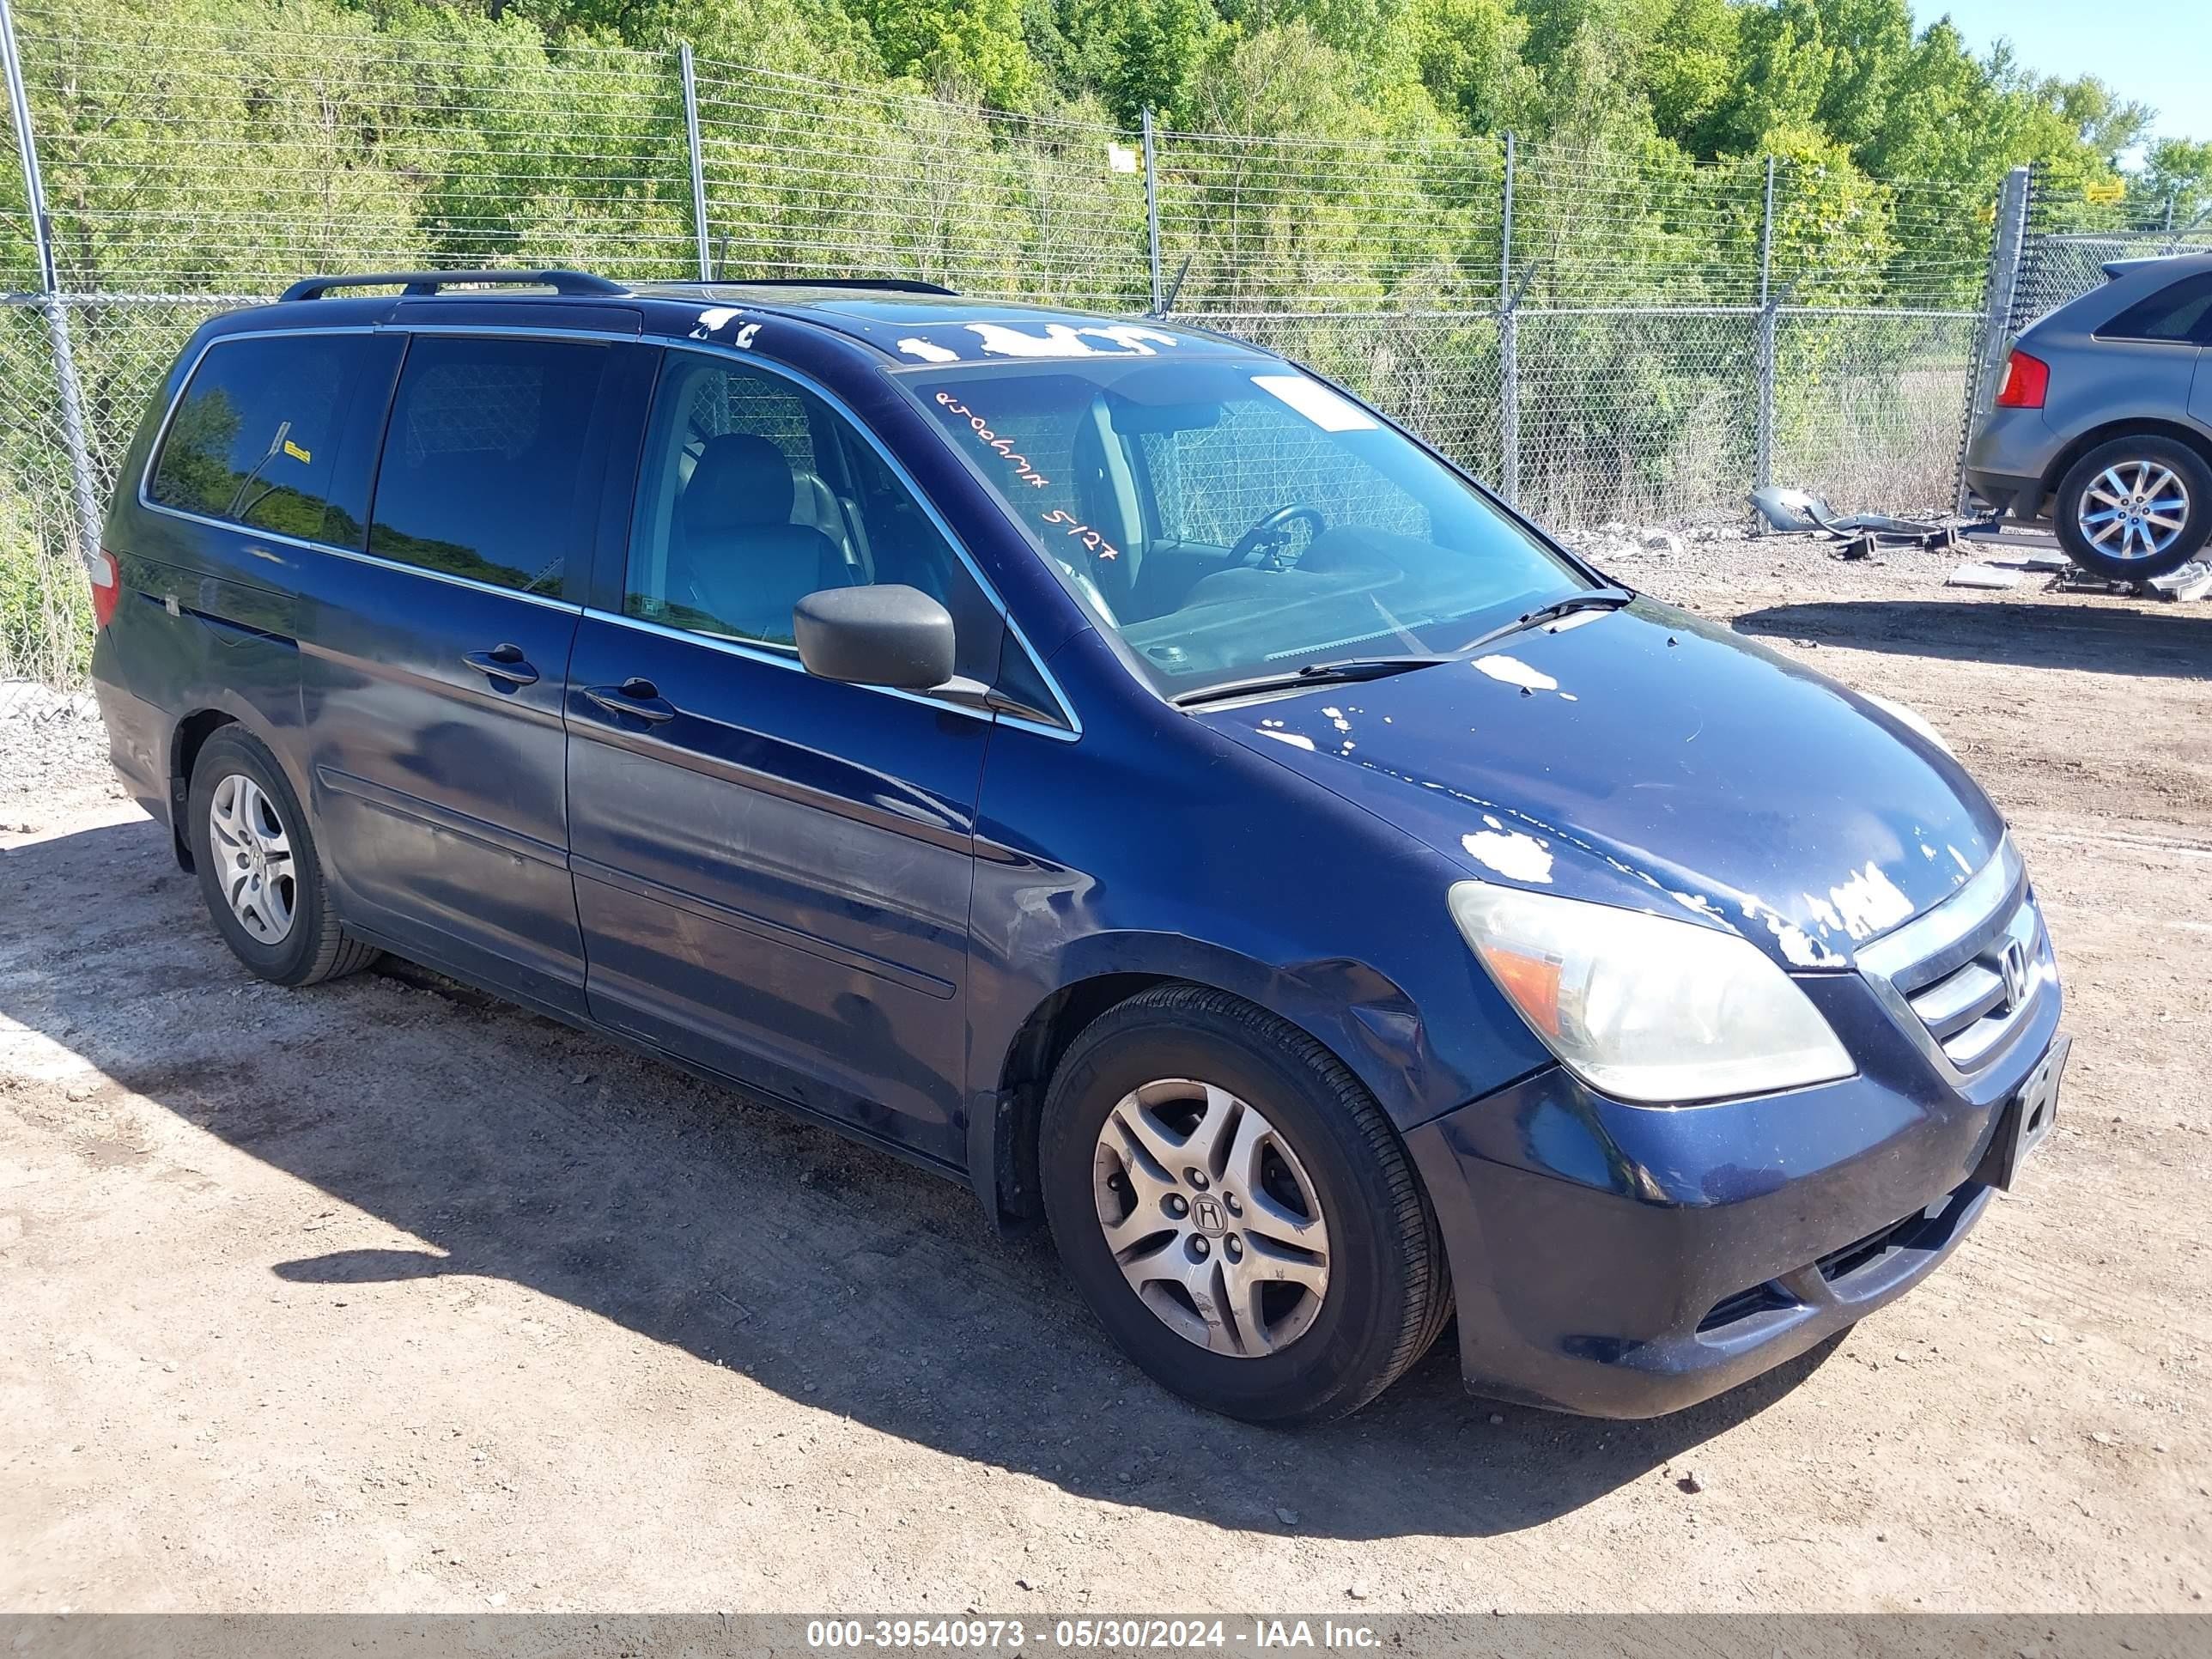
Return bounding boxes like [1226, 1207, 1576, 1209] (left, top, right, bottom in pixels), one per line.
[1448, 882, 1856, 1105]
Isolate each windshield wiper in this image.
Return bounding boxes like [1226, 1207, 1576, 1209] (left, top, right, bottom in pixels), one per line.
[1459, 586, 1635, 654]
[1170, 587, 1637, 708]
[1171, 654, 1456, 708]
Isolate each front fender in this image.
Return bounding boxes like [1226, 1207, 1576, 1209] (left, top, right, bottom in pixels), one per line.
[1008, 928, 1454, 1122]
[964, 637, 1555, 1220]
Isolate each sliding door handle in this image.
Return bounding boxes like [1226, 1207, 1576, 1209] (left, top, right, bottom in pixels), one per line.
[465, 644, 539, 687]
[580, 678, 676, 724]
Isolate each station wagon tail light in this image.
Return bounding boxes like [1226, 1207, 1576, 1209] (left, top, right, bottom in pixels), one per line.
[1448, 881, 1856, 1106]
[1994, 349, 2048, 409]
[86, 547, 120, 630]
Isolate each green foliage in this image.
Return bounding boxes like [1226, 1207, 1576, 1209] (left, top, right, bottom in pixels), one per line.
[1402, 0, 1531, 135]
[0, 0, 2183, 683]
[2, 0, 2160, 313]
[2134, 139, 2212, 231]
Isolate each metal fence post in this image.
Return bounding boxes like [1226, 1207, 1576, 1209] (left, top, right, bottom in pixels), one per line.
[1753, 155, 1778, 493]
[1141, 108, 1163, 313]
[1, 0, 102, 571]
[679, 44, 711, 280]
[1498, 132, 1519, 507]
[1954, 164, 2032, 513]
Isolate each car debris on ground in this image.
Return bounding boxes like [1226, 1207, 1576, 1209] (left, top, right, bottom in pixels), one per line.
[1747, 485, 1962, 556]
[1945, 562, 2025, 590]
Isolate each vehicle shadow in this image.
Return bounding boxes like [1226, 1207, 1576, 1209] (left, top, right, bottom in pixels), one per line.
[1734, 599, 2212, 678]
[3, 815, 1844, 1542]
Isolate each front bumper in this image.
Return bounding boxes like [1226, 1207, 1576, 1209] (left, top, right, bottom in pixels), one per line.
[1407, 944, 2063, 1419]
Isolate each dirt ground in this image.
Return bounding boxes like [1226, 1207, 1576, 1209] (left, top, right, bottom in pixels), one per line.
[3, 530, 2209, 1615]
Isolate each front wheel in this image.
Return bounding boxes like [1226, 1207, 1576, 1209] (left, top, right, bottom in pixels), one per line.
[2054, 435, 2212, 581]
[1040, 985, 1450, 1425]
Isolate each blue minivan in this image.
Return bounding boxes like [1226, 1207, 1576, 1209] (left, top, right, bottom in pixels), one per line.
[89, 270, 2067, 1424]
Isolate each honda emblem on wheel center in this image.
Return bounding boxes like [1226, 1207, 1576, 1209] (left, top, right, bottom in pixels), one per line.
[1190, 1195, 1227, 1236]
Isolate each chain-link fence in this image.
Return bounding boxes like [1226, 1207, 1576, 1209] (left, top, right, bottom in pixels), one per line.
[2011, 183, 2212, 333]
[0, 0, 2024, 714]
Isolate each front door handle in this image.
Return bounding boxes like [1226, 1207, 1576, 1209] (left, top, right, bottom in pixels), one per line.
[580, 678, 676, 724]
[465, 644, 539, 687]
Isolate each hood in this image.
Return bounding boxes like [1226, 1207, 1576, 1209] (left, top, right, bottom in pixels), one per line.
[1205, 599, 2005, 970]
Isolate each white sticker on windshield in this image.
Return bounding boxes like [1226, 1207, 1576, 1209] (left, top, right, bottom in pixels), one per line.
[1250, 373, 1379, 432]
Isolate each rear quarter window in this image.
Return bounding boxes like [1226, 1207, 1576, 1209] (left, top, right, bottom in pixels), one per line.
[2098, 272, 2212, 344]
[366, 334, 611, 595]
[148, 332, 368, 542]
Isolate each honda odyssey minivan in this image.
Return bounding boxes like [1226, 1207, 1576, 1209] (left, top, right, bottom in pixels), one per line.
[90, 270, 2068, 1424]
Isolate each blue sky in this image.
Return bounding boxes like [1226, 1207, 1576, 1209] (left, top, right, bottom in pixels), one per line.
[1912, 0, 2211, 146]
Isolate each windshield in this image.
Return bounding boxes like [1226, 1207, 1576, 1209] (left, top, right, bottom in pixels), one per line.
[901, 354, 1585, 698]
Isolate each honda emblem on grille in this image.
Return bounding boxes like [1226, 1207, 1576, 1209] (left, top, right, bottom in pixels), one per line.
[1999, 937, 2033, 1009]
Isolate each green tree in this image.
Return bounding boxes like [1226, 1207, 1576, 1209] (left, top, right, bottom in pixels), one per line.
[1401, 0, 1532, 135]
[841, 0, 1039, 102]
[1091, 0, 1212, 125]
[2134, 138, 2212, 232]
[1646, 0, 1738, 150]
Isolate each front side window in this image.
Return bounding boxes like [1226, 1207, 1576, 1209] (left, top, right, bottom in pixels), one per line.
[367, 335, 610, 595]
[627, 351, 1000, 682]
[903, 357, 1583, 698]
[149, 332, 367, 542]
[2101, 273, 2212, 344]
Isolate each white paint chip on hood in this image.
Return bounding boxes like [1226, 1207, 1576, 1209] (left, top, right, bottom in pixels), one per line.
[1473, 654, 1559, 692]
[1824, 860, 1916, 941]
[1462, 830, 1553, 884]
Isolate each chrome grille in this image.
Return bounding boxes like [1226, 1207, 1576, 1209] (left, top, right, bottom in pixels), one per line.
[1856, 839, 2055, 1080]
[1904, 899, 2049, 1067]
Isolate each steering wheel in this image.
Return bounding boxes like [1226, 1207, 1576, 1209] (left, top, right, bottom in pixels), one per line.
[1230, 504, 1328, 570]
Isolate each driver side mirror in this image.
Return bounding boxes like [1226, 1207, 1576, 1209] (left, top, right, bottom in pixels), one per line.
[793, 585, 956, 690]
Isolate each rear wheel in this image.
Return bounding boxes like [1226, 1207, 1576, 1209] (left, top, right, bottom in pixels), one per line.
[1039, 985, 1450, 1425]
[2053, 434, 2212, 581]
[186, 727, 379, 987]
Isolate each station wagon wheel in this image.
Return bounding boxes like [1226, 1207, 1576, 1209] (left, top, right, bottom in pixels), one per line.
[2055, 435, 2212, 582]
[1042, 985, 1449, 1425]
[185, 726, 380, 988]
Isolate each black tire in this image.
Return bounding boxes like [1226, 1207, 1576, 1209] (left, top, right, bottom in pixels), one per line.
[1039, 984, 1450, 1425]
[2053, 434, 2212, 581]
[185, 727, 379, 987]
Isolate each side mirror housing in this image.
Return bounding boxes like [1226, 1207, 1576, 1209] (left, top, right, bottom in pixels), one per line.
[793, 585, 956, 690]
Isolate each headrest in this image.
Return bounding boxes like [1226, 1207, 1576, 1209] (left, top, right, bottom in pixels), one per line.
[682, 433, 796, 532]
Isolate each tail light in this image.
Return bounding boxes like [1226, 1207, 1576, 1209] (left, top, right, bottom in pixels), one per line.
[1995, 349, 2048, 409]
[86, 546, 121, 630]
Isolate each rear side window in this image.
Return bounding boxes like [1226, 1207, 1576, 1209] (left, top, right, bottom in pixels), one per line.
[367, 335, 611, 595]
[2100, 273, 2212, 344]
[149, 333, 368, 542]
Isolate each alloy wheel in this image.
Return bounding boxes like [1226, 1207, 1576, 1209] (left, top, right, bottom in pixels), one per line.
[1091, 1078, 1331, 1357]
[208, 772, 296, 945]
[2079, 459, 2191, 562]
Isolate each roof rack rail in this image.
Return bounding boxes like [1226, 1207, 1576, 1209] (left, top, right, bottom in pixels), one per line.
[278, 270, 629, 302]
[693, 277, 957, 296]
